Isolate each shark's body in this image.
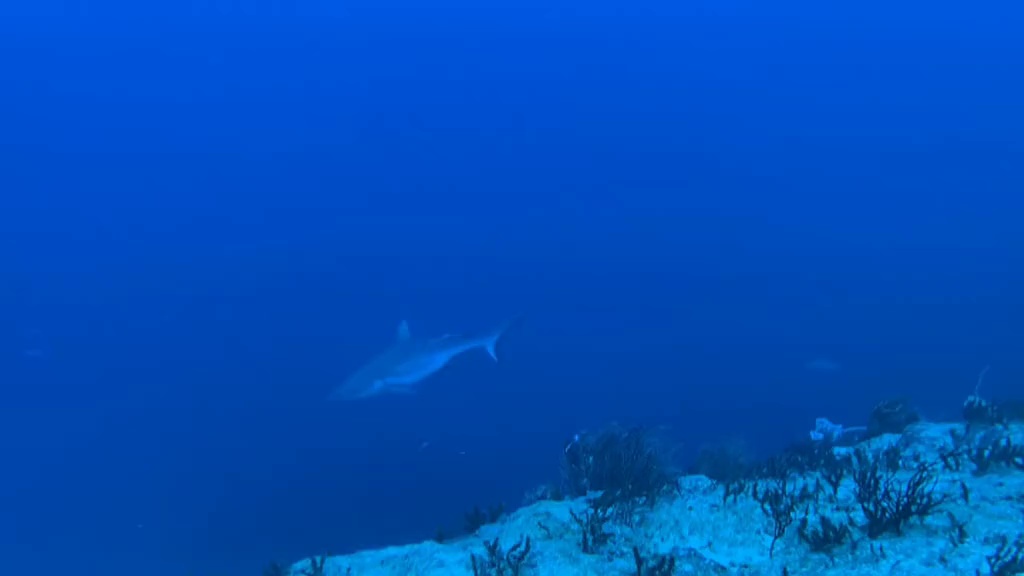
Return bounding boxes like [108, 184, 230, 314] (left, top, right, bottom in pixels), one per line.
[329, 319, 511, 400]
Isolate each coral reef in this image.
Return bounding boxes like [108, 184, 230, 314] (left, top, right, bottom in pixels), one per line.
[561, 424, 676, 506]
[465, 503, 508, 535]
[282, 394, 1024, 575]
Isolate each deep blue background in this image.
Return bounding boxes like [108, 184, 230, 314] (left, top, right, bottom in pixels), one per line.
[1, 0, 1022, 574]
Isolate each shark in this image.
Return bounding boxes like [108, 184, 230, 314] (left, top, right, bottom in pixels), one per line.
[329, 318, 514, 400]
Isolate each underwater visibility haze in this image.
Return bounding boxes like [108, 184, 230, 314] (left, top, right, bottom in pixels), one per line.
[0, 0, 1022, 574]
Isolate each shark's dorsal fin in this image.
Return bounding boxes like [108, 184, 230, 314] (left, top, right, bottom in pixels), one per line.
[396, 320, 411, 342]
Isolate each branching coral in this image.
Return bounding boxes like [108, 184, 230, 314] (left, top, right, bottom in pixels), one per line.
[852, 448, 948, 538]
[988, 534, 1024, 576]
[562, 424, 675, 506]
[631, 547, 676, 576]
[470, 536, 532, 576]
[797, 514, 851, 554]
[752, 477, 799, 558]
[568, 502, 613, 554]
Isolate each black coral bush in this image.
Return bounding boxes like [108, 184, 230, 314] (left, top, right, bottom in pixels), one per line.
[562, 424, 675, 505]
[852, 448, 948, 538]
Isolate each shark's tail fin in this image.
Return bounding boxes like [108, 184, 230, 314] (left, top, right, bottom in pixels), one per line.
[483, 314, 523, 362]
[485, 336, 501, 362]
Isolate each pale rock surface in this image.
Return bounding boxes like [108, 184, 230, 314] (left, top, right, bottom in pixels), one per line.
[288, 421, 1024, 576]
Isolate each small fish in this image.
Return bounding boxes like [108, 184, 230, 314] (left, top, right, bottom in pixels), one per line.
[329, 317, 518, 400]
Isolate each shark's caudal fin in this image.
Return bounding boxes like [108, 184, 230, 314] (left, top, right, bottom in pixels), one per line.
[483, 314, 522, 362]
[485, 334, 501, 362]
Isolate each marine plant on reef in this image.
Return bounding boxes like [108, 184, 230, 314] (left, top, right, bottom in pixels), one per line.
[464, 503, 506, 534]
[987, 534, 1024, 576]
[689, 438, 751, 485]
[797, 514, 851, 555]
[470, 536, 532, 576]
[298, 556, 327, 576]
[562, 424, 676, 506]
[968, 431, 1024, 476]
[752, 476, 801, 558]
[865, 398, 921, 439]
[262, 562, 288, 576]
[568, 500, 614, 554]
[632, 546, 677, 576]
[851, 447, 948, 538]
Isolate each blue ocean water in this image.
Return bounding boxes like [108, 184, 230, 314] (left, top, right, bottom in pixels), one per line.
[0, 0, 1021, 574]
